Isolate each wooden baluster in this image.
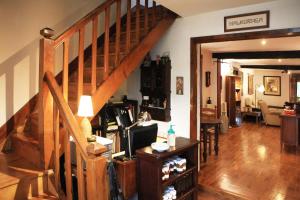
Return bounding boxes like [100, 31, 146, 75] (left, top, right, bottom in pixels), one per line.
[136, 0, 140, 42]
[152, 1, 156, 27]
[115, 0, 121, 66]
[126, 0, 131, 53]
[39, 36, 55, 169]
[76, 148, 85, 200]
[104, 6, 110, 80]
[86, 157, 108, 200]
[63, 39, 69, 101]
[144, 0, 149, 33]
[64, 132, 73, 200]
[78, 28, 84, 106]
[92, 17, 98, 94]
[53, 104, 60, 190]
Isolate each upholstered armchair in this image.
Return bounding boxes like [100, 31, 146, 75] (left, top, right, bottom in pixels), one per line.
[258, 100, 282, 126]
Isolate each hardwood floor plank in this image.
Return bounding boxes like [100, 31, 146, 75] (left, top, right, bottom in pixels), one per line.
[198, 123, 300, 200]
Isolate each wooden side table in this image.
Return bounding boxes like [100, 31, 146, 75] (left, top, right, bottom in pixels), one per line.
[241, 111, 261, 124]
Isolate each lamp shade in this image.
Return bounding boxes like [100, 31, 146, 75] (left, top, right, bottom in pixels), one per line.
[257, 85, 265, 93]
[77, 95, 94, 117]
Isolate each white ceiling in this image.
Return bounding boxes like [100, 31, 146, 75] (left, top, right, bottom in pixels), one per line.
[156, 0, 275, 17]
[201, 36, 300, 52]
[225, 58, 300, 66]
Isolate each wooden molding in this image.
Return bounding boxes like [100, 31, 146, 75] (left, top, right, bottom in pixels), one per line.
[241, 65, 300, 70]
[191, 27, 300, 141]
[213, 50, 300, 59]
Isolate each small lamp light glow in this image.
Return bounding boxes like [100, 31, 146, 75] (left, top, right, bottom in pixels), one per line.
[257, 85, 265, 93]
[78, 95, 94, 139]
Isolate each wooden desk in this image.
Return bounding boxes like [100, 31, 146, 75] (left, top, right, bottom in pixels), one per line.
[200, 118, 222, 162]
[280, 114, 300, 150]
[113, 159, 136, 200]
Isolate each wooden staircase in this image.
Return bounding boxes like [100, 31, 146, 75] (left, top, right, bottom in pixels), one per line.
[4, 0, 176, 199]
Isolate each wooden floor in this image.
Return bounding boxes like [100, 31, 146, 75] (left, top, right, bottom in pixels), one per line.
[198, 122, 300, 200]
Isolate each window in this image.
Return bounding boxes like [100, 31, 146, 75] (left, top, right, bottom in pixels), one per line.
[297, 81, 300, 98]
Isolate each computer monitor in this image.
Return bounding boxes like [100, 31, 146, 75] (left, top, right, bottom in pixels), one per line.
[125, 123, 158, 157]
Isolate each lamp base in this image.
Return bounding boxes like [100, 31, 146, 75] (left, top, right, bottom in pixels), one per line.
[80, 117, 92, 139]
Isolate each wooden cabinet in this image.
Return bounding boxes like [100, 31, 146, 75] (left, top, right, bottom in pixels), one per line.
[226, 76, 241, 126]
[140, 60, 171, 121]
[280, 114, 300, 148]
[136, 137, 199, 200]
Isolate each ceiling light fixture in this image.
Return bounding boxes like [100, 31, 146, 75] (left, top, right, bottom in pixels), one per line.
[261, 39, 267, 45]
[278, 59, 282, 63]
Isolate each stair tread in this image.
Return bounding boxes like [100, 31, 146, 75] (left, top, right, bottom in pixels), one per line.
[0, 152, 44, 189]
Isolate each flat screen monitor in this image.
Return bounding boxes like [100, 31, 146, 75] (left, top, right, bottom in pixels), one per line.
[126, 123, 158, 157]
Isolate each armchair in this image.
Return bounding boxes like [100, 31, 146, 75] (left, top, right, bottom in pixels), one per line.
[258, 100, 282, 126]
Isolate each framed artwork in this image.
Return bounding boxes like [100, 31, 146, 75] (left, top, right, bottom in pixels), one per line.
[248, 75, 254, 95]
[263, 76, 281, 96]
[224, 10, 270, 32]
[176, 76, 184, 95]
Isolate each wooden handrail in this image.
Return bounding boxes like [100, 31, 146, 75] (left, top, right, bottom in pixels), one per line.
[44, 71, 107, 158]
[53, 0, 115, 47]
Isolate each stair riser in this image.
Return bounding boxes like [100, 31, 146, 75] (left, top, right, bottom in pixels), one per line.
[0, 174, 49, 200]
[12, 134, 41, 167]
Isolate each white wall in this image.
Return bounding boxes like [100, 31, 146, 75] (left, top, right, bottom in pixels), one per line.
[149, 0, 300, 138]
[0, 0, 130, 127]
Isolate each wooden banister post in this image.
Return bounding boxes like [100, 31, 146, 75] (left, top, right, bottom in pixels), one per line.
[39, 30, 55, 169]
[86, 157, 108, 200]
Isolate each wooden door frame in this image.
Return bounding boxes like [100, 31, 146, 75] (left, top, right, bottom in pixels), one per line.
[190, 27, 300, 140]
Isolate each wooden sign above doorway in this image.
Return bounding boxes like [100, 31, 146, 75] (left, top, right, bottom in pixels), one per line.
[224, 10, 270, 32]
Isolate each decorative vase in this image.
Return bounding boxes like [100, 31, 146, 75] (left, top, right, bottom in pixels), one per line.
[207, 97, 212, 104]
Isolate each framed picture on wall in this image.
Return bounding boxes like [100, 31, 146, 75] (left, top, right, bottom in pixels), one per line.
[248, 75, 254, 95]
[263, 76, 281, 96]
[176, 76, 184, 95]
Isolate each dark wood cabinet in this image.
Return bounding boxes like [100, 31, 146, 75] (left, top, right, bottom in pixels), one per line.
[140, 60, 171, 121]
[280, 114, 300, 148]
[225, 76, 241, 126]
[136, 137, 199, 200]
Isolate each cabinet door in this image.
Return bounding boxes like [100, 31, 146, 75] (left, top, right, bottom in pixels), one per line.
[281, 117, 298, 146]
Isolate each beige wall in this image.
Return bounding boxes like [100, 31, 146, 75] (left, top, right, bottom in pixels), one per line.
[241, 69, 290, 107]
[0, 0, 130, 127]
[201, 49, 217, 107]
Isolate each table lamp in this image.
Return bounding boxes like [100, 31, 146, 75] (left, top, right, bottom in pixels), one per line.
[78, 95, 94, 139]
[125, 111, 152, 159]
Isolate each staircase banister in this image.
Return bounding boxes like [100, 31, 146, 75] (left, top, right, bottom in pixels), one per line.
[44, 71, 107, 158]
[53, 0, 116, 47]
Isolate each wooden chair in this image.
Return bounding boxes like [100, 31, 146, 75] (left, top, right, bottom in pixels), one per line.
[200, 106, 217, 158]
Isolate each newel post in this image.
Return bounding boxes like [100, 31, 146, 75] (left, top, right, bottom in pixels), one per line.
[39, 28, 55, 169]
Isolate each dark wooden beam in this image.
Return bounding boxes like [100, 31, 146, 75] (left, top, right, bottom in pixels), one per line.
[192, 27, 300, 44]
[212, 51, 300, 59]
[241, 65, 300, 70]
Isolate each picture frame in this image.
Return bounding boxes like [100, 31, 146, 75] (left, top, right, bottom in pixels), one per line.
[263, 76, 281, 96]
[224, 10, 270, 32]
[248, 75, 254, 95]
[176, 76, 184, 95]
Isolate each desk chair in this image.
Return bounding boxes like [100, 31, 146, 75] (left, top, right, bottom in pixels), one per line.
[200, 106, 217, 157]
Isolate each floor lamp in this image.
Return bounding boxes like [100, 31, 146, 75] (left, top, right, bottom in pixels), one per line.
[255, 84, 265, 108]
